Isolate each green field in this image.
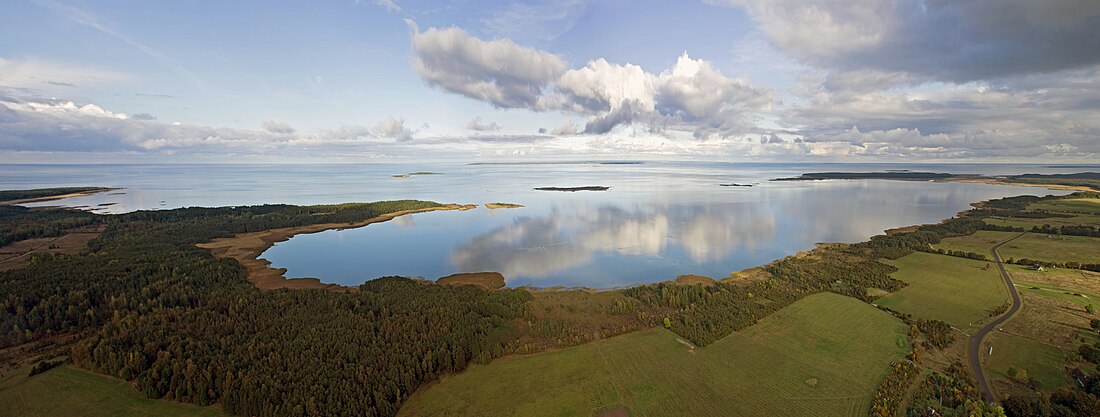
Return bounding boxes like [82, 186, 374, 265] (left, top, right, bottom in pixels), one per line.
[986, 333, 1067, 392]
[399, 292, 908, 417]
[983, 197, 1100, 230]
[934, 230, 1100, 266]
[0, 365, 229, 417]
[877, 252, 1009, 328]
[1028, 198, 1100, 213]
[1016, 281, 1099, 308]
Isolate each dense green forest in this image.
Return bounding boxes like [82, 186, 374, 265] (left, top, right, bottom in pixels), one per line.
[1, 200, 530, 417]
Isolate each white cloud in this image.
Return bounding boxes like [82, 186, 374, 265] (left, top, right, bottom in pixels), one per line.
[261, 119, 296, 134]
[373, 0, 400, 13]
[373, 116, 414, 141]
[0, 57, 126, 89]
[466, 116, 501, 131]
[408, 23, 568, 108]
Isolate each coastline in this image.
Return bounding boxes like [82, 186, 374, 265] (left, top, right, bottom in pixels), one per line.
[0, 188, 120, 206]
[197, 204, 476, 292]
[942, 177, 1096, 192]
[198, 180, 1077, 294]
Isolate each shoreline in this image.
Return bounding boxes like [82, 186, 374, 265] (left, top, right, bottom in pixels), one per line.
[0, 188, 121, 206]
[197, 204, 476, 292]
[198, 179, 1078, 294]
[942, 177, 1096, 192]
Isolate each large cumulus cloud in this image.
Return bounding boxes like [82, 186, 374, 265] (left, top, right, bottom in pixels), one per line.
[409, 23, 568, 108]
[409, 24, 772, 137]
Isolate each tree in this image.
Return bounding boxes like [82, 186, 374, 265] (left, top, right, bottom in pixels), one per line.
[663, 316, 671, 329]
[1091, 318, 1100, 330]
[1088, 304, 1096, 314]
[1026, 377, 1041, 391]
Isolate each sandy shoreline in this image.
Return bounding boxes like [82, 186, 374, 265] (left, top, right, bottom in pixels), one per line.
[197, 204, 476, 292]
[943, 177, 1096, 192]
[0, 188, 120, 206]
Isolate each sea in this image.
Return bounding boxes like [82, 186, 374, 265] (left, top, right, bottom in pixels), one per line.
[2, 162, 1092, 288]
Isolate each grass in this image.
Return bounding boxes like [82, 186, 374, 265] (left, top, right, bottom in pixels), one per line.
[986, 333, 1067, 392]
[934, 230, 1100, 266]
[0, 365, 229, 417]
[1016, 281, 1099, 309]
[983, 197, 1100, 231]
[399, 292, 908, 417]
[877, 252, 1009, 329]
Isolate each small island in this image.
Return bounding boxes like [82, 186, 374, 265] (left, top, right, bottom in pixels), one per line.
[772, 172, 960, 181]
[485, 202, 524, 209]
[719, 183, 753, 187]
[391, 172, 440, 178]
[534, 186, 610, 192]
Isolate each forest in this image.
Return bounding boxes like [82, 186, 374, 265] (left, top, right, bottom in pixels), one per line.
[2, 200, 529, 417]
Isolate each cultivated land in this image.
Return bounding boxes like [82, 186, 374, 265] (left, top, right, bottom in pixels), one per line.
[985, 332, 1067, 395]
[399, 293, 909, 417]
[0, 365, 229, 417]
[935, 230, 1100, 266]
[877, 251, 1009, 328]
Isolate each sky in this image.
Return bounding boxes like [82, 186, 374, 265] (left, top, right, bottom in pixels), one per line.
[1, 0, 1098, 163]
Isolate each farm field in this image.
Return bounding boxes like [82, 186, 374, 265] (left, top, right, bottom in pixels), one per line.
[877, 251, 1009, 328]
[399, 292, 908, 417]
[0, 365, 229, 417]
[985, 333, 1067, 394]
[935, 230, 1100, 266]
[982, 197, 1100, 234]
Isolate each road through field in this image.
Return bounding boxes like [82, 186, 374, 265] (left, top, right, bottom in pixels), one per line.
[969, 232, 1027, 403]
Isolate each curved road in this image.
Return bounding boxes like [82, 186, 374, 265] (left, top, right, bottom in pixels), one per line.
[969, 231, 1027, 403]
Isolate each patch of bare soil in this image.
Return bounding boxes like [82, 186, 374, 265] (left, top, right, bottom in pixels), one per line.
[436, 272, 506, 290]
[0, 226, 103, 272]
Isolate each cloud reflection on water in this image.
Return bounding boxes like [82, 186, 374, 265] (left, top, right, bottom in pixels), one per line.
[451, 202, 776, 280]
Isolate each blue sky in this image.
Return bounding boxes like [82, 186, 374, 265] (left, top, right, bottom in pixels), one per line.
[1, 0, 1098, 162]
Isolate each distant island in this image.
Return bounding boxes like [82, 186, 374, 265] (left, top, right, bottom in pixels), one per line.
[771, 171, 1100, 191]
[534, 186, 611, 192]
[773, 172, 960, 181]
[485, 202, 524, 209]
[718, 183, 753, 187]
[391, 172, 440, 178]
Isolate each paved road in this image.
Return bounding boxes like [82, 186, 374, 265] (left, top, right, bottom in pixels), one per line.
[968, 231, 1027, 403]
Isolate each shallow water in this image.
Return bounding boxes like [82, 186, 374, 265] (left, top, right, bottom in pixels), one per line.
[0, 162, 1082, 288]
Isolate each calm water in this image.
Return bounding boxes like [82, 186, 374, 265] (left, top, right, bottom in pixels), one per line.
[1, 162, 1084, 288]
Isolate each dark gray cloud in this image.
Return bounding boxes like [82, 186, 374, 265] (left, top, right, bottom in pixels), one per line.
[718, 0, 1100, 82]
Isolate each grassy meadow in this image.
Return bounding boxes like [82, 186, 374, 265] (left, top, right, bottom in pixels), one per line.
[934, 230, 1100, 266]
[0, 365, 229, 417]
[985, 333, 1067, 393]
[877, 251, 1009, 328]
[399, 292, 908, 417]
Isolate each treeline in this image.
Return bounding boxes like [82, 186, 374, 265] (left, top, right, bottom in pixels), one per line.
[1004, 257, 1100, 273]
[1, 199, 538, 417]
[906, 361, 1006, 417]
[1031, 224, 1100, 237]
[1004, 386, 1100, 417]
[623, 247, 905, 346]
